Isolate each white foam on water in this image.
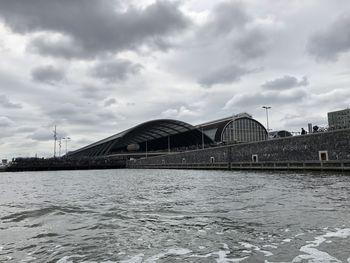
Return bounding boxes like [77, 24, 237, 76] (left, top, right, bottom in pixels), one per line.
[263, 245, 278, 249]
[295, 233, 304, 237]
[347, 257, 350, 263]
[239, 242, 273, 257]
[0, 246, 3, 251]
[198, 246, 205, 250]
[20, 256, 37, 262]
[57, 254, 85, 263]
[222, 243, 229, 250]
[214, 250, 248, 263]
[120, 253, 144, 263]
[282, 238, 291, 243]
[166, 243, 249, 262]
[239, 242, 254, 249]
[264, 260, 290, 263]
[324, 228, 350, 239]
[291, 228, 350, 263]
[143, 248, 191, 263]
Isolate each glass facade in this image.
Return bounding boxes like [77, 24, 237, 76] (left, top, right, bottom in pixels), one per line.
[221, 118, 267, 143]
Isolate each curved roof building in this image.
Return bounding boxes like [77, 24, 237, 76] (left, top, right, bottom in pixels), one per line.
[197, 113, 268, 144]
[68, 119, 214, 157]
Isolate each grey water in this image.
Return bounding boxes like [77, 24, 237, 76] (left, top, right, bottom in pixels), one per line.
[0, 169, 350, 263]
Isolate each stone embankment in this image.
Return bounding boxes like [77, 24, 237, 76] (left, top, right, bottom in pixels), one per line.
[127, 128, 350, 172]
[5, 156, 126, 172]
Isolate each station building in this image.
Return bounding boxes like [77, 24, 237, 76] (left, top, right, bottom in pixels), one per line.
[68, 113, 268, 158]
[196, 113, 267, 144]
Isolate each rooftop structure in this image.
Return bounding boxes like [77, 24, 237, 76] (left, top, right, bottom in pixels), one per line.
[69, 114, 268, 158]
[68, 119, 213, 157]
[328, 108, 350, 130]
[196, 113, 267, 143]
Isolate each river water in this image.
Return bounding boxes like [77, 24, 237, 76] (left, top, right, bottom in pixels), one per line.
[0, 169, 349, 263]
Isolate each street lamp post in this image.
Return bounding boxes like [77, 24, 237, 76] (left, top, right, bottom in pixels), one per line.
[62, 137, 71, 156]
[58, 138, 62, 157]
[262, 106, 271, 132]
[53, 125, 57, 157]
[201, 127, 204, 149]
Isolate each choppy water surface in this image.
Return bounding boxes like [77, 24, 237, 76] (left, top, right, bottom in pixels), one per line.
[0, 169, 350, 263]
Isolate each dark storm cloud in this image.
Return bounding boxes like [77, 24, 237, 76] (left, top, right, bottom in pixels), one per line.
[0, 0, 189, 59]
[0, 94, 22, 109]
[90, 59, 142, 83]
[307, 15, 350, 61]
[31, 65, 65, 83]
[198, 65, 256, 87]
[262, 76, 309, 90]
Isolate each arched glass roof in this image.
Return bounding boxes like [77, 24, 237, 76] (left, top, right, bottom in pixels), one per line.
[68, 119, 213, 157]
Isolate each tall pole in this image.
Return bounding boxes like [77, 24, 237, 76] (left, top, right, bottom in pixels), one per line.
[63, 137, 71, 155]
[201, 127, 204, 149]
[145, 140, 148, 158]
[262, 106, 271, 132]
[53, 125, 57, 158]
[58, 138, 62, 157]
[168, 135, 170, 153]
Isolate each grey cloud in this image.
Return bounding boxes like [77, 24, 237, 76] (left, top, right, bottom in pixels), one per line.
[0, 94, 22, 109]
[104, 98, 117, 107]
[80, 85, 107, 100]
[97, 112, 117, 120]
[198, 65, 256, 87]
[15, 126, 37, 133]
[31, 65, 65, 83]
[202, 1, 249, 37]
[262, 76, 309, 90]
[29, 129, 54, 141]
[307, 15, 350, 61]
[172, 1, 270, 86]
[29, 128, 67, 141]
[0, 0, 189, 59]
[28, 35, 86, 59]
[46, 103, 122, 126]
[234, 29, 270, 60]
[90, 59, 142, 83]
[225, 89, 308, 109]
[0, 116, 14, 127]
[199, 2, 269, 60]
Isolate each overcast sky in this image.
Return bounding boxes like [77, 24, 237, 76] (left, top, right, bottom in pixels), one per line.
[1, 0, 350, 159]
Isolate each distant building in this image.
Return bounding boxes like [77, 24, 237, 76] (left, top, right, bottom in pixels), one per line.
[68, 113, 267, 158]
[328, 108, 350, 130]
[269, 130, 293, 139]
[196, 113, 267, 144]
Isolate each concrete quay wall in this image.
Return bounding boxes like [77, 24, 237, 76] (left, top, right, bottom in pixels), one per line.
[127, 129, 350, 170]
